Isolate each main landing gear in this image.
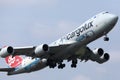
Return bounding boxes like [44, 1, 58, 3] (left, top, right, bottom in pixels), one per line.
[58, 63, 65, 69]
[57, 60, 66, 69]
[47, 59, 66, 69]
[71, 59, 77, 68]
[47, 59, 79, 69]
[47, 59, 57, 68]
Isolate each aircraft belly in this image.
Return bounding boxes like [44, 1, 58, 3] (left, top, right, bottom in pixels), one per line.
[49, 30, 97, 60]
[30, 61, 47, 71]
[8, 60, 47, 75]
[50, 43, 83, 60]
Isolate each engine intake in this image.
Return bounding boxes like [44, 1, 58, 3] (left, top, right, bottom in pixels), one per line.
[0, 46, 14, 58]
[103, 53, 110, 61]
[43, 44, 49, 51]
[98, 53, 110, 63]
[34, 44, 49, 56]
[93, 48, 104, 57]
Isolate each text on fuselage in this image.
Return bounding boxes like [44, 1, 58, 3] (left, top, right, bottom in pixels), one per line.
[66, 21, 93, 40]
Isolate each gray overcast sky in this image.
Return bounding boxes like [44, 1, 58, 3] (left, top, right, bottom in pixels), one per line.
[0, 0, 120, 80]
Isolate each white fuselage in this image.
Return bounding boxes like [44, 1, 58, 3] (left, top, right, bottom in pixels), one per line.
[49, 11, 118, 60]
[8, 11, 118, 75]
[8, 57, 47, 75]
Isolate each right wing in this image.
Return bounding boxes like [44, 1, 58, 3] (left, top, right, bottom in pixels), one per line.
[77, 46, 110, 64]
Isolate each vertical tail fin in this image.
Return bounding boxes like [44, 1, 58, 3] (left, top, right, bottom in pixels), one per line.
[5, 55, 23, 68]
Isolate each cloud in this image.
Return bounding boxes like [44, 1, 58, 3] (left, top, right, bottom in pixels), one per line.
[0, 0, 58, 7]
[72, 74, 91, 80]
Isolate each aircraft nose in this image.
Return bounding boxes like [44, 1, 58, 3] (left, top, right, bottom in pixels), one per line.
[104, 14, 118, 28]
[112, 15, 118, 22]
[110, 14, 118, 25]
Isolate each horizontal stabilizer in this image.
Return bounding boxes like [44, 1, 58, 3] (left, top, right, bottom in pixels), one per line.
[0, 68, 15, 72]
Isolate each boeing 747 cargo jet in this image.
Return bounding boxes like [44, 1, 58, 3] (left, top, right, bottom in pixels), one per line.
[0, 11, 118, 75]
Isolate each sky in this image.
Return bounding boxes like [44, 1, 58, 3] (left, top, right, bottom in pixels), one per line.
[0, 0, 120, 80]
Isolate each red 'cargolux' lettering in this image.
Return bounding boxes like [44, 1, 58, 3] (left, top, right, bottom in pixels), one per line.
[5, 55, 23, 68]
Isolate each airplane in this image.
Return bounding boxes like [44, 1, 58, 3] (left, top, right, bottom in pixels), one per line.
[0, 11, 118, 75]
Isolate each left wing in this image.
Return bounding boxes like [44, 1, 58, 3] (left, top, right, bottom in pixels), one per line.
[14, 46, 36, 56]
[0, 46, 36, 58]
[0, 44, 71, 58]
[14, 44, 70, 57]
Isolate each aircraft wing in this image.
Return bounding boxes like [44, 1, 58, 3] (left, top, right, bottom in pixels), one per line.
[13, 46, 36, 56]
[0, 42, 109, 64]
[0, 68, 15, 72]
[0, 43, 71, 58]
[14, 44, 70, 57]
[78, 46, 110, 64]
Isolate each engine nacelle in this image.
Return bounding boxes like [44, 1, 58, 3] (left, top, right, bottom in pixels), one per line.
[98, 53, 110, 63]
[34, 44, 49, 56]
[93, 48, 104, 57]
[103, 53, 110, 61]
[0, 46, 14, 58]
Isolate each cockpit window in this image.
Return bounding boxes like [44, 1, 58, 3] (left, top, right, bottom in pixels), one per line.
[93, 11, 109, 19]
[93, 16, 96, 19]
[102, 12, 109, 14]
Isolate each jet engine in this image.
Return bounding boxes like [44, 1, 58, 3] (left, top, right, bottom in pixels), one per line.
[0, 46, 14, 58]
[34, 44, 49, 56]
[93, 48, 104, 57]
[103, 53, 110, 61]
[92, 48, 110, 63]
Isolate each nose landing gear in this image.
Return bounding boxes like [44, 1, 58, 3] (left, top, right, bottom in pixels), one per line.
[104, 35, 109, 41]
